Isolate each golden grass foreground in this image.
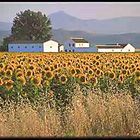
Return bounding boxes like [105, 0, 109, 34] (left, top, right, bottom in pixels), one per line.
[0, 52, 140, 137]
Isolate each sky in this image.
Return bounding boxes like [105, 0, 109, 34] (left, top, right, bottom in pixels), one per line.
[0, 2, 140, 22]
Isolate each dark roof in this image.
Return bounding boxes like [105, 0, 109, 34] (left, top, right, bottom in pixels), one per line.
[9, 40, 44, 44]
[9, 39, 59, 44]
[96, 43, 128, 49]
[71, 38, 89, 43]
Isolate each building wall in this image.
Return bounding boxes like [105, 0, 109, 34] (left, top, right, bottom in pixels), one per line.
[75, 43, 89, 47]
[97, 48, 122, 52]
[8, 43, 43, 52]
[122, 44, 135, 52]
[97, 44, 135, 52]
[64, 39, 89, 48]
[135, 49, 140, 52]
[43, 40, 58, 52]
[64, 44, 96, 52]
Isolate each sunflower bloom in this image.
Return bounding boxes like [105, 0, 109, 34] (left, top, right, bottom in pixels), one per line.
[5, 80, 14, 91]
[17, 76, 26, 85]
[59, 74, 68, 84]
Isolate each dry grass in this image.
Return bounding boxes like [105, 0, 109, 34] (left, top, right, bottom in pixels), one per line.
[0, 87, 140, 137]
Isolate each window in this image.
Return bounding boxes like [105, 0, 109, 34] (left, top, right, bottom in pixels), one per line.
[39, 46, 41, 48]
[69, 50, 71, 52]
[11, 46, 13, 48]
[50, 46, 52, 48]
[73, 44, 75, 47]
[73, 49, 74, 52]
[25, 46, 27, 48]
[18, 46, 20, 48]
[112, 49, 114, 52]
[69, 43, 71, 47]
[32, 46, 34, 48]
[65, 49, 67, 52]
[128, 49, 130, 51]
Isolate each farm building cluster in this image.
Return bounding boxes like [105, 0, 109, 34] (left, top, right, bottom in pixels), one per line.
[8, 37, 138, 52]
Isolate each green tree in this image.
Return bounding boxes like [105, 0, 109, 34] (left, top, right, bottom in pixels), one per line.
[1, 35, 15, 51]
[11, 9, 52, 41]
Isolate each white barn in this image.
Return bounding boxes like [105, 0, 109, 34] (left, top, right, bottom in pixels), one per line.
[64, 37, 96, 52]
[8, 40, 61, 52]
[96, 43, 135, 52]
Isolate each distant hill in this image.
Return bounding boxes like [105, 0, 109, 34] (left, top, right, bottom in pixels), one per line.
[49, 11, 140, 34]
[0, 30, 11, 41]
[52, 29, 140, 48]
[0, 28, 140, 48]
[0, 29, 140, 48]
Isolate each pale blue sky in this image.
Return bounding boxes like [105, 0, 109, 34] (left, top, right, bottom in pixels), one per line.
[0, 2, 140, 22]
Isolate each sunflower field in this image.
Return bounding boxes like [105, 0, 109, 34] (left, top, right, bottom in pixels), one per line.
[0, 52, 140, 136]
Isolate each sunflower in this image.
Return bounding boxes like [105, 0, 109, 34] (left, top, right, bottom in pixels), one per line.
[70, 67, 76, 76]
[134, 76, 140, 86]
[5, 69, 13, 78]
[54, 72, 60, 80]
[0, 78, 3, 86]
[108, 71, 116, 80]
[118, 74, 124, 84]
[89, 76, 98, 86]
[45, 70, 53, 80]
[59, 74, 68, 84]
[16, 71, 24, 78]
[78, 74, 87, 84]
[0, 69, 5, 77]
[29, 65, 35, 71]
[95, 61, 100, 66]
[17, 76, 26, 86]
[5, 80, 14, 91]
[88, 68, 94, 75]
[31, 77, 42, 86]
[121, 69, 127, 75]
[0, 63, 5, 69]
[25, 69, 33, 79]
[135, 70, 140, 77]
[21, 92, 27, 97]
[95, 69, 101, 77]
[75, 68, 82, 75]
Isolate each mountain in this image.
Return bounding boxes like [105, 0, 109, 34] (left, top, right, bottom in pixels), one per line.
[0, 28, 140, 48]
[49, 11, 140, 34]
[52, 29, 140, 48]
[0, 30, 11, 42]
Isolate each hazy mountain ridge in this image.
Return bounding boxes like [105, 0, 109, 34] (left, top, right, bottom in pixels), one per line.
[52, 29, 140, 48]
[49, 11, 140, 34]
[0, 29, 140, 48]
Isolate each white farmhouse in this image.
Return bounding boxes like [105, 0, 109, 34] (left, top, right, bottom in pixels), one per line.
[96, 43, 135, 52]
[8, 39, 60, 52]
[64, 37, 96, 52]
[135, 48, 140, 52]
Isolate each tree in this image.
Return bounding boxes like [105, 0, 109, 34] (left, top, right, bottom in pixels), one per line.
[2, 9, 52, 51]
[11, 9, 52, 41]
[1, 35, 15, 51]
